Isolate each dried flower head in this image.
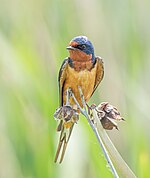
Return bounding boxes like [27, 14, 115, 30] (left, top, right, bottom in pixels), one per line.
[92, 102, 124, 130]
[54, 105, 79, 131]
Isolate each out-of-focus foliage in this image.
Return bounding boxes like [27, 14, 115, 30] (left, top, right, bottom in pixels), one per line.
[0, 0, 150, 177]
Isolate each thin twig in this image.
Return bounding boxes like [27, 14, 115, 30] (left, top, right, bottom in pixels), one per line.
[71, 86, 119, 178]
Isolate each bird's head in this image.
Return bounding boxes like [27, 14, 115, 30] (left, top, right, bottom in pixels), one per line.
[67, 36, 95, 62]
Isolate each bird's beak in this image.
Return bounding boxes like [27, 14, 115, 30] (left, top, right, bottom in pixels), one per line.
[66, 46, 76, 50]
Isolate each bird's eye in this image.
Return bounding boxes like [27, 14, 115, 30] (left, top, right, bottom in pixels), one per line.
[77, 44, 86, 50]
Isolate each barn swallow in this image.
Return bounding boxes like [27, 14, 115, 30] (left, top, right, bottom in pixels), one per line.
[54, 36, 104, 163]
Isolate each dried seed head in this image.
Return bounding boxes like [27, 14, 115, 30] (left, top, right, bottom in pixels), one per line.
[54, 105, 79, 131]
[93, 102, 124, 130]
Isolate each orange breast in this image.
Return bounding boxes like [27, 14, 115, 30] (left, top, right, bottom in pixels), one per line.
[63, 63, 97, 109]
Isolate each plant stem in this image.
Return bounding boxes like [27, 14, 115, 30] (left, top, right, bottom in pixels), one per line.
[71, 87, 119, 178]
[71, 86, 136, 178]
[92, 109, 136, 178]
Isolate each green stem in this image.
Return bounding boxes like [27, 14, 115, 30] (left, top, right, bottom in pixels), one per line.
[92, 109, 137, 178]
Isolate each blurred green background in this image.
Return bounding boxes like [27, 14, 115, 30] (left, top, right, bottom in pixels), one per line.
[0, 0, 150, 177]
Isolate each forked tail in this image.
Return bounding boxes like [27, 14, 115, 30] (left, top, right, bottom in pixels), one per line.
[54, 124, 74, 163]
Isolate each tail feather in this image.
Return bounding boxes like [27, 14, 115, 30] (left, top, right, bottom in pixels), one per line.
[54, 124, 74, 163]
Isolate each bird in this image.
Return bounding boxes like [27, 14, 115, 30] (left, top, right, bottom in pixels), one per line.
[54, 36, 104, 163]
